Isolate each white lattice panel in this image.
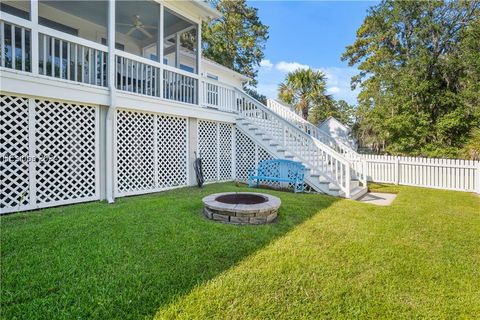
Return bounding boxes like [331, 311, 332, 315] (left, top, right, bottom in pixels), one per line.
[219, 123, 233, 180]
[157, 115, 188, 188]
[35, 100, 98, 204]
[1, 95, 100, 214]
[235, 129, 256, 182]
[198, 120, 219, 182]
[0, 95, 30, 210]
[116, 110, 156, 194]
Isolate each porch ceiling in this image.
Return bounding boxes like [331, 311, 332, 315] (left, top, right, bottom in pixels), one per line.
[41, 0, 194, 40]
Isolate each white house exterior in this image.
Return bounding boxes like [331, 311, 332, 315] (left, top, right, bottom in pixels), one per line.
[0, 0, 373, 215]
[318, 116, 357, 150]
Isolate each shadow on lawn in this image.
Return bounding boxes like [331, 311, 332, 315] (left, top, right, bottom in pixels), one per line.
[0, 183, 338, 320]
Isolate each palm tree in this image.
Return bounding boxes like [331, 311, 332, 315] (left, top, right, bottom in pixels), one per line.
[278, 68, 331, 120]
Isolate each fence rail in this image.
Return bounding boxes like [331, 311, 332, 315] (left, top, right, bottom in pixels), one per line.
[353, 155, 480, 193]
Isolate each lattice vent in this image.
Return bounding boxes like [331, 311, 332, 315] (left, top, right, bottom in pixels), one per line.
[116, 110, 156, 194]
[157, 115, 188, 188]
[235, 129, 256, 182]
[116, 109, 188, 196]
[219, 123, 233, 180]
[35, 100, 98, 203]
[0, 95, 30, 209]
[198, 120, 219, 182]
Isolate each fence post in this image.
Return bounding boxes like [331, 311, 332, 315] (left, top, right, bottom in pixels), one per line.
[395, 157, 400, 185]
[346, 164, 351, 198]
[476, 161, 480, 194]
[362, 159, 367, 185]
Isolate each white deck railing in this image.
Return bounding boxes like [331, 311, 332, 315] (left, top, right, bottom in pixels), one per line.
[266, 99, 359, 159]
[163, 65, 198, 105]
[0, 20, 31, 72]
[236, 89, 366, 197]
[115, 50, 161, 97]
[201, 78, 236, 113]
[39, 30, 108, 86]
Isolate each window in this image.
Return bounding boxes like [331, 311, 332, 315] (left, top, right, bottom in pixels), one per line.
[0, 2, 30, 20]
[101, 38, 125, 51]
[207, 73, 219, 81]
[180, 64, 194, 73]
[39, 17, 78, 36]
[163, 58, 168, 64]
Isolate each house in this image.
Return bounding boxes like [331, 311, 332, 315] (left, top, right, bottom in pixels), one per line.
[318, 116, 357, 150]
[0, 0, 366, 215]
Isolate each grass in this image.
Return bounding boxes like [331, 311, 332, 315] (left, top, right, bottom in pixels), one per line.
[1, 183, 479, 319]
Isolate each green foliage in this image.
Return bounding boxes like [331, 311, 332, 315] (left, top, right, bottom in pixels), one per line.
[343, 0, 480, 158]
[278, 68, 331, 120]
[463, 128, 480, 160]
[202, 0, 269, 86]
[244, 87, 267, 105]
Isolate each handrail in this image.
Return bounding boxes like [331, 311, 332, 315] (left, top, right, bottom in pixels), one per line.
[163, 64, 200, 80]
[235, 88, 356, 196]
[114, 49, 161, 68]
[266, 99, 360, 159]
[38, 25, 108, 53]
[237, 89, 350, 162]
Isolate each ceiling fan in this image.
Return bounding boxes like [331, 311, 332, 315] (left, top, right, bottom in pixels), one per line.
[117, 15, 157, 38]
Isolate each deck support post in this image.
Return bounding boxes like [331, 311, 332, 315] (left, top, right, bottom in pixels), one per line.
[31, 0, 39, 74]
[105, 0, 116, 203]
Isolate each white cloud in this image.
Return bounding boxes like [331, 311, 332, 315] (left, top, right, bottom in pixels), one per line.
[256, 60, 360, 105]
[327, 86, 341, 94]
[259, 59, 273, 70]
[275, 61, 309, 73]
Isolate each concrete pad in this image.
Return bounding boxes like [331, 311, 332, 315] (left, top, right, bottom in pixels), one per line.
[357, 192, 397, 206]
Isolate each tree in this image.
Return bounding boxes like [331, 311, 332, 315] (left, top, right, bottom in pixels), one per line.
[278, 68, 331, 120]
[244, 88, 267, 105]
[202, 0, 269, 86]
[342, 0, 480, 157]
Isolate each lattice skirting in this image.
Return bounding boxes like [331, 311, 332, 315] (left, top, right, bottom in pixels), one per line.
[235, 128, 316, 192]
[198, 120, 234, 182]
[1, 94, 100, 214]
[115, 109, 189, 197]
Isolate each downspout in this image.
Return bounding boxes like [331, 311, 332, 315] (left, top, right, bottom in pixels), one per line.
[105, 0, 116, 203]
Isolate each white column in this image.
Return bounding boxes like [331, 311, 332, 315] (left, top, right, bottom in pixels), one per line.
[196, 22, 202, 105]
[31, 0, 39, 74]
[159, 2, 164, 99]
[175, 32, 180, 68]
[196, 22, 201, 75]
[105, 0, 116, 203]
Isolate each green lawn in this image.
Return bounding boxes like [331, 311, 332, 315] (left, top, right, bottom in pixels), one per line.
[1, 183, 479, 319]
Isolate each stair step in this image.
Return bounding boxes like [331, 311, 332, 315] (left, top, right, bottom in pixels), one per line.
[255, 131, 264, 136]
[350, 186, 368, 200]
[248, 127, 257, 131]
[262, 137, 272, 141]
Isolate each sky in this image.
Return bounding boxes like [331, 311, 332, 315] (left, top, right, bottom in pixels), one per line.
[248, 1, 377, 105]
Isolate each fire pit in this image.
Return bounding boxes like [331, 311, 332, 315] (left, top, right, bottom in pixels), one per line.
[202, 192, 281, 225]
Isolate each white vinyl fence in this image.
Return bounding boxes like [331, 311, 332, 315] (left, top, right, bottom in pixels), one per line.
[353, 155, 480, 193]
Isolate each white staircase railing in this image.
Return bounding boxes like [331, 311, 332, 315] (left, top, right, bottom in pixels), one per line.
[266, 99, 360, 160]
[235, 89, 366, 198]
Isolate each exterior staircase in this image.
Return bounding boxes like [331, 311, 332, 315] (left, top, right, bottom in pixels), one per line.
[235, 89, 368, 199]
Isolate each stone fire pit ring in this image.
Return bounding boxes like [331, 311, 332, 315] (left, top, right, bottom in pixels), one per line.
[202, 192, 281, 225]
